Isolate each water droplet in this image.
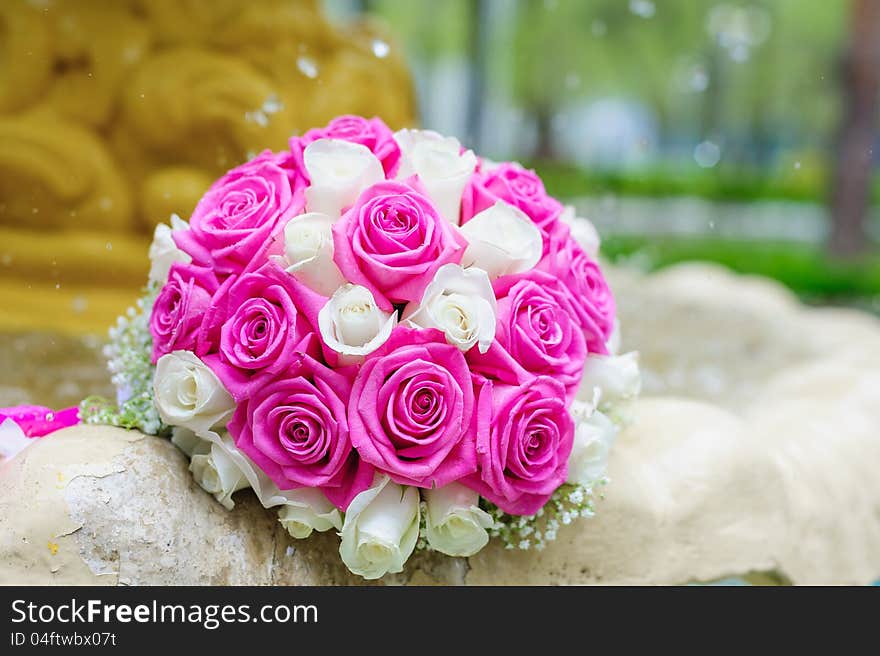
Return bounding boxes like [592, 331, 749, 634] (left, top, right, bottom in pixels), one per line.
[98, 197, 113, 211]
[32, 207, 39, 214]
[707, 5, 772, 63]
[694, 140, 721, 168]
[262, 94, 283, 114]
[72, 296, 88, 313]
[245, 110, 269, 127]
[55, 282, 61, 290]
[371, 39, 390, 59]
[296, 56, 319, 79]
[629, 0, 656, 18]
[794, 161, 802, 170]
[122, 46, 141, 64]
[675, 59, 710, 93]
[729, 44, 750, 62]
[689, 68, 709, 92]
[591, 20, 607, 37]
[105, 242, 113, 251]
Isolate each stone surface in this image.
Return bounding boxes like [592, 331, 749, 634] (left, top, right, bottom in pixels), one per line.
[0, 425, 413, 586]
[1, 262, 879, 584]
[3, 386, 878, 585]
[609, 263, 880, 408]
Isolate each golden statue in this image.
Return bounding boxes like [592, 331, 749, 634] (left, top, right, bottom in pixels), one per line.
[0, 0, 416, 333]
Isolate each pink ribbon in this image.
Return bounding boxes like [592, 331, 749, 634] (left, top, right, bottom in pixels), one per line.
[0, 405, 80, 438]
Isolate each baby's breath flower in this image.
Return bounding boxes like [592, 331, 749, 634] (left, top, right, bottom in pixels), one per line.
[80, 283, 165, 435]
[416, 500, 430, 551]
[482, 483, 599, 551]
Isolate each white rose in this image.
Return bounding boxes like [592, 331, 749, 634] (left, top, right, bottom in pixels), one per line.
[579, 352, 641, 407]
[170, 425, 204, 458]
[148, 214, 191, 284]
[281, 212, 345, 296]
[339, 476, 420, 580]
[404, 264, 496, 353]
[0, 417, 31, 460]
[559, 205, 601, 259]
[566, 403, 617, 487]
[189, 442, 251, 510]
[480, 157, 502, 173]
[605, 319, 622, 355]
[423, 483, 494, 557]
[318, 284, 396, 362]
[278, 488, 343, 539]
[189, 427, 349, 534]
[303, 139, 384, 218]
[153, 351, 235, 433]
[191, 428, 331, 515]
[459, 201, 542, 279]
[171, 427, 250, 510]
[394, 128, 477, 225]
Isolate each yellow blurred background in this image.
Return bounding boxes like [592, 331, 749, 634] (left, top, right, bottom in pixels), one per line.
[0, 0, 415, 334]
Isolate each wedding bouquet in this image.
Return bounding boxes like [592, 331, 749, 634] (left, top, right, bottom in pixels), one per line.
[83, 115, 640, 579]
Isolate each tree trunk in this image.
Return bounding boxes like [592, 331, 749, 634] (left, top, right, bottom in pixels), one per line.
[534, 105, 555, 161]
[465, 0, 490, 151]
[828, 0, 880, 258]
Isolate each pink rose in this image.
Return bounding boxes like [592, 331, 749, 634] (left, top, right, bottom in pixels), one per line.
[174, 150, 305, 277]
[463, 376, 574, 516]
[228, 353, 373, 510]
[461, 163, 563, 233]
[332, 181, 467, 310]
[298, 114, 401, 177]
[348, 327, 478, 488]
[538, 227, 615, 353]
[150, 262, 219, 363]
[205, 262, 325, 401]
[469, 269, 586, 401]
[0, 405, 80, 437]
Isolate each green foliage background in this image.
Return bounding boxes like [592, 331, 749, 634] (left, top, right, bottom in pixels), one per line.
[365, 0, 878, 302]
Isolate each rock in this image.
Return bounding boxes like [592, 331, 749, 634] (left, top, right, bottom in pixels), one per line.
[2, 391, 879, 585]
[608, 262, 880, 408]
[467, 398, 781, 585]
[746, 352, 880, 584]
[0, 425, 358, 585]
